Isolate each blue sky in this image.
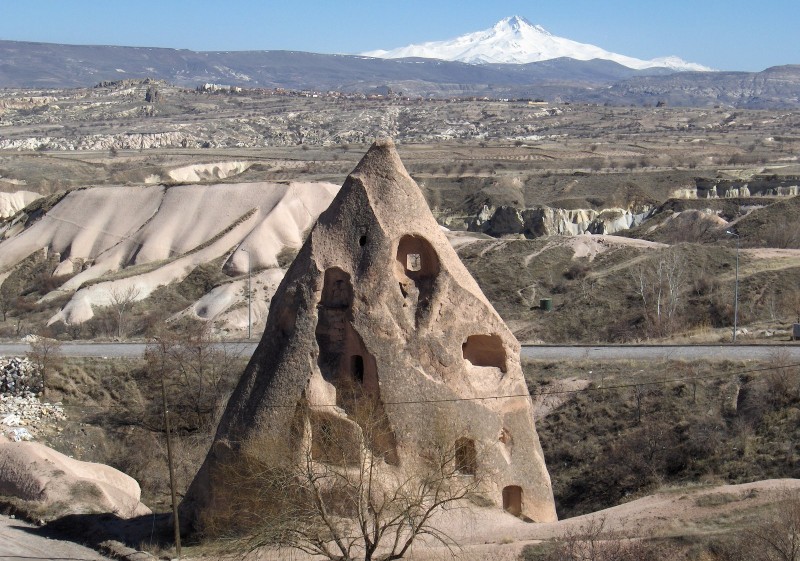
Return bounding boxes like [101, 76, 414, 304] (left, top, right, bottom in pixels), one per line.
[1, 0, 797, 71]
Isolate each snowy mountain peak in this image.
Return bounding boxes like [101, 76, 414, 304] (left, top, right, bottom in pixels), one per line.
[494, 15, 549, 36]
[361, 17, 712, 72]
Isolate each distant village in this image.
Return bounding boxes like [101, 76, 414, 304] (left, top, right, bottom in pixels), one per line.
[194, 81, 550, 105]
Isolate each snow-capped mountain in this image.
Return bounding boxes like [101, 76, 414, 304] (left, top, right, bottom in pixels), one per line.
[362, 16, 711, 72]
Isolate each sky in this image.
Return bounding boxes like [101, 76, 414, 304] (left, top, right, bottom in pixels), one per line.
[0, 0, 797, 71]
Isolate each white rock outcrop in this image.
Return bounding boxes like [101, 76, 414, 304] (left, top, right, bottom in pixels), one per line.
[0, 191, 41, 218]
[166, 161, 252, 183]
[0, 441, 150, 519]
[0, 182, 339, 327]
[473, 204, 652, 238]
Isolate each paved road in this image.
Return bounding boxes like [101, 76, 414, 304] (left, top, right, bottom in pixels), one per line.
[521, 344, 800, 361]
[0, 515, 111, 561]
[0, 342, 797, 361]
[0, 341, 255, 358]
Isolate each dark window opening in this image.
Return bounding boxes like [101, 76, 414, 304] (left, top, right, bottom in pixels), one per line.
[351, 355, 364, 384]
[503, 485, 523, 517]
[320, 268, 353, 309]
[455, 437, 477, 475]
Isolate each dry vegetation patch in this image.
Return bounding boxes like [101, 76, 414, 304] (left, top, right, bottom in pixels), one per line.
[524, 357, 800, 519]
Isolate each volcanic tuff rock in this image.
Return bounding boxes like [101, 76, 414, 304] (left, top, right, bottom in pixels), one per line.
[0, 181, 338, 331]
[0, 441, 150, 519]
[472, 204, 652, 238]
[182, 139, 557, 528]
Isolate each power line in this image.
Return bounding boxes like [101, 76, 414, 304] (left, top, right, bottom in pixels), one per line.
[11, 361, 798, 412]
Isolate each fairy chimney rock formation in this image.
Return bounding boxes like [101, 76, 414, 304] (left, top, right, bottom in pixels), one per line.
[182, 139, 557, 527]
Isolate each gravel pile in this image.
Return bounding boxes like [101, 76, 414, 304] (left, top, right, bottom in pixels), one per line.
[0, 357, 42, 395]
[0, 357, 65, 442]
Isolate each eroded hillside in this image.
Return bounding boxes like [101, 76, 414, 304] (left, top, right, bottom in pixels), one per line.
[0, 89, 798, 342]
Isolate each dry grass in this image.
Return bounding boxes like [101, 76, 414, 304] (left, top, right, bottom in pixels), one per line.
[524, 357, 800, 520]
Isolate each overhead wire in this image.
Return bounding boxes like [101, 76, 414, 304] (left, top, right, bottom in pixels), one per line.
[15, 360, 799, 412]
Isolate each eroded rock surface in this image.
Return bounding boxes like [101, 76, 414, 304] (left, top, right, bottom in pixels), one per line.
[0, 441, 150, 520]
[473, 204, 652, 238]
[182, 139, 557, 528]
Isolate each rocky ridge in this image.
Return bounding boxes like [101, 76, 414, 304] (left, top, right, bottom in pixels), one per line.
[471, 204, 653, 238]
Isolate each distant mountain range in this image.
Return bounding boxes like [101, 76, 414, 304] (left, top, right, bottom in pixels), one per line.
[0, 30, 798, 108]
[363, 16, 711, 71]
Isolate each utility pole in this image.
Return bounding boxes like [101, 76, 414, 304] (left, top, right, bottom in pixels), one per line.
[240, 248, 251, 340]
[726, 230, 740, 344]
[155, 337, 181, 558]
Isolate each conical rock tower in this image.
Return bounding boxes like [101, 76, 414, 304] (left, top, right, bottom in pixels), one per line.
[182, 139, 556, 528]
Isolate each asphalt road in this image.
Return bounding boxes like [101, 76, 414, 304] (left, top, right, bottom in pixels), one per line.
[0, 515, 111, 561]
[520, 344, 800, 361]
[0, 342, 797, 361]
[0, 341, 255, 358]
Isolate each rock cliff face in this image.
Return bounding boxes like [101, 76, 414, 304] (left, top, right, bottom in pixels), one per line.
[0, 181, 338, 333]
[182, 140, 556, 529]
[695, 177, 799, 199]
[472, 204, 652, 238]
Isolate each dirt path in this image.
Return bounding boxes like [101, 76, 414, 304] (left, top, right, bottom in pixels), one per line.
[406, 479, 800, 560]
[0, 515, 111, 561]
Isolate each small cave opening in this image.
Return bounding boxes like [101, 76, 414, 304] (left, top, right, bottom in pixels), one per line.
[351, 355, 364, 384]
[455, 437, 477, 476]
[394, 235, 440, 324]
[502, 485, 523, 517]
[276, 306, 297, 340]
[462, 334, 507, 373]
[320, 267, 353, 310]
[359, 235, 367, 247]
[396, 235, 440, 280]
[315, 267, 399, 465]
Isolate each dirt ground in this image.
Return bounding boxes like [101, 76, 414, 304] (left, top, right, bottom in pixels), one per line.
[0, 514, 112, 561]
[158, 479, 800, 560]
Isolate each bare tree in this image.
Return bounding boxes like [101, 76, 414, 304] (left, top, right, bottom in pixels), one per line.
[791, 292, 800, 325]
[26, 334, 63, 398]
[108, 285, 141, 339]
[144, 323, 241, 434]
[764, 349, 800, 405]
[740, 490, 800, 561]
[207, 402, 484, 561]
[630, 249, 688, 336]
[762, 218, 800, 250]
[0, 278, 19, 322]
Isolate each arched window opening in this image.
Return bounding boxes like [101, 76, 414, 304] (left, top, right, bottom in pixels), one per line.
[320, 268, 352, 309]
[462, 334, 507, 373]
[502, 485, 523, 517]
[395, 235, 440, 280]
[455, 438, 477, 475]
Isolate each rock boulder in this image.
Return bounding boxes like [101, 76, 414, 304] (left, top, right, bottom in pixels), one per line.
[0, 441, 150, 520]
